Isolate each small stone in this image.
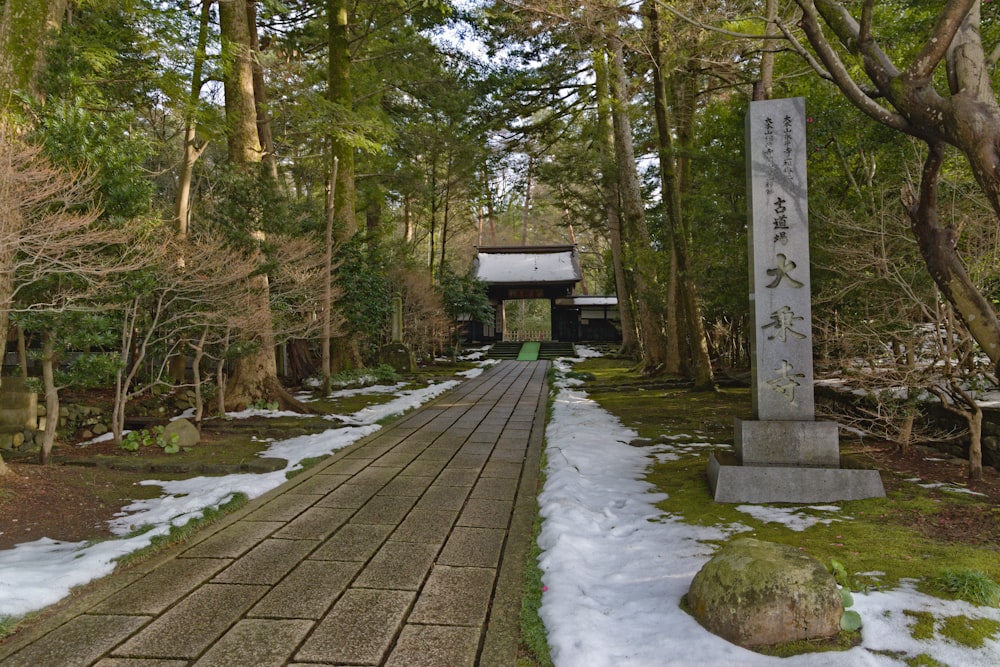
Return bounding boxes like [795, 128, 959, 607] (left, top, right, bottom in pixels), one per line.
[163, 418, 200, 448]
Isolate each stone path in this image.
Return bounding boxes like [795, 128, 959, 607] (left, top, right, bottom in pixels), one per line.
[0, 359, 549, 666]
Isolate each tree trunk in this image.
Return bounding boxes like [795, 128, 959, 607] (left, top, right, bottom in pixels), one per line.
[174, 0, 212, 240]
[906, 142, 1000, 369]
[322, 157, 338, 392]
[190, 328, 208, 427]
[219, 0, 261, 164]
[521, 157, 532, 245]
[39, 331, 59, 465]
[170, 0, 212, 385]
[608, 35, 667, 369]
[0, 0, 68, 104]
[968, 407, 983, 481]
[247, 0, 278, 181]
[328, 0, 356, 242]
[594, 47, 639, 358]
[219, 0, 311, 412]
[16, 322, 28, 379]
[646, 3, 714, 388]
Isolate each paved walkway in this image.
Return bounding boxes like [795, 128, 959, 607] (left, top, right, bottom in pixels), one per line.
[0, 360, 549, 666]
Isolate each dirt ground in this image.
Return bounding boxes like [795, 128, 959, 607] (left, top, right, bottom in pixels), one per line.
[1, 434, 999, 553]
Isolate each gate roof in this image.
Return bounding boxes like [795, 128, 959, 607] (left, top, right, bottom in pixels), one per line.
[472, 245, 582, 286]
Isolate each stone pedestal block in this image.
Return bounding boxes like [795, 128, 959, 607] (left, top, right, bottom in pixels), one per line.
[708, 452, 885, 504]
[735, 417, 839, 467]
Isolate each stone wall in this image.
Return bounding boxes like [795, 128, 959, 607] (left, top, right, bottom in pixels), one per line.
[0, 385, 204, 456]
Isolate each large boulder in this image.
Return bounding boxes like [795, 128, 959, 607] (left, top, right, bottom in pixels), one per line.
[163, 418, 200, 449]
[687, 538, 843, 647]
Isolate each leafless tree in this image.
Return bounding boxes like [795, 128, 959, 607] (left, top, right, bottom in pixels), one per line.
[0, 123, 147, 469]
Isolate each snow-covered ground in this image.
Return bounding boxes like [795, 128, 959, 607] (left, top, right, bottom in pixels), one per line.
[540, 352, 1000, 666]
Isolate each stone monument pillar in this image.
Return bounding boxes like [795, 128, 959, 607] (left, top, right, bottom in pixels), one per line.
[390, 296, 403, 343]
[379, 295, 416, 372]
[707, 97, 884, 503]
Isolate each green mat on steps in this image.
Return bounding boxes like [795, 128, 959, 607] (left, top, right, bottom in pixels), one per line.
[517, 342, 540, 361]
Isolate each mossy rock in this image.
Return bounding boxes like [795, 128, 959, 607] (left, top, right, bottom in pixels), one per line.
[688, 537, 843, 646]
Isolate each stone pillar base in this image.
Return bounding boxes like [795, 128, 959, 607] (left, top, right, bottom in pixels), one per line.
[735, 417, 840, 467]
[707, 452, 885, 504]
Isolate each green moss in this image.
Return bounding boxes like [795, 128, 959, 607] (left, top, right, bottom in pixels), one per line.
[905, 610, 937, 640]
[286, 455, 329, 479]
[754, 630, 861, 657]
[518, 511, 554, 667]
[938, 615, 1000, 649]
[905, 654, 948, 667]
[517, 444, 553, 667]
[0, 614, 19, 640]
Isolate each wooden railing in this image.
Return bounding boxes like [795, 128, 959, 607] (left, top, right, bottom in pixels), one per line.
[505, 329, 549, 342]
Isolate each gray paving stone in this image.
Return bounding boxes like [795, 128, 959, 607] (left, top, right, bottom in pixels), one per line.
[113, 584, 267, 659]
[249, 559, 362, 619]
[273, 506, 352, 540]
[372, 451, 420, 467]
[418, 446, 459, 461]
[311, 522, 394, 561]
[438, 527, 505, 568]
[414, 484, 471, 512]
[457, 498, 513, 529]
[319, 456, 373, 473]
[489, 448, 525, 464]
[457, 442, 494, 456]
[295, 589, 414, 664]
[401, 459, 448, 476]
[192, 618, 313, 666]
[384, 624, 480, 667]
[285, 473, 351, 496]
[94, 659, 187, 667]
[409, 565, 495, 626]
[213, 539, 316, 585]
[354, 541, 438, 590]
[181, 521, 283, 559]
[350, 465, 402, 486]
[435, 468, 479, 486]
[348, 443, 396, 457]
[92, 558, 230, 615]
[449, 453, 489, 469]
[1, 615, 150, 667]
[480, 461, 522, 479]
[392, 508, 458, 543]
[377, 475, 434, 497]
[244, 492, 323, 522]
[315, 482, 381, 508]
[351, 493, 417, 525]
[471, 475, 519, 501]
